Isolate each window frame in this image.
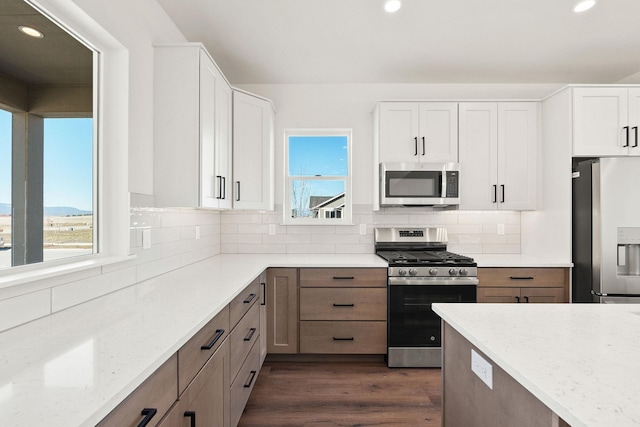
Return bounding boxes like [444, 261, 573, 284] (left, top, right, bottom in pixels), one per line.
[0, 0, 132, 290]
[283, 128, 352, 225]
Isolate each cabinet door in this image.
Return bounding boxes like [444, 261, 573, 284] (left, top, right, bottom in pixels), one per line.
[498, 102, 538, 210]
[215, 72, 233, 209]
[259, 271, 267, 365]
[233, 91, 274, 210]
[520, 287, 565, 303]
[158, 342, 229, 427]
[378, 102, 421, 163]
[199, 50, 219, 208]
[628, 88, 640, 157]
[266, 268, 298, 354]
[419, 102, 458, 162]
[573, 87, 629, 156]
[458, 103, 498, 210]
[477, 287, 521, 303]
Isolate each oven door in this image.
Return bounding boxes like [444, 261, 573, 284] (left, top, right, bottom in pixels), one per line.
[388, 280, 476, 348]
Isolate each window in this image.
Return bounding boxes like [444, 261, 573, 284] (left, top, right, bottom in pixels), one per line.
[284, 129, 352, 224]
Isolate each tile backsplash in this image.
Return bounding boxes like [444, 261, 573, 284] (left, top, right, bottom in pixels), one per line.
[221, 204, 521, 255]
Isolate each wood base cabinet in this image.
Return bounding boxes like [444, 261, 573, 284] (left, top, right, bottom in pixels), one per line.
[266, 268, 298, 354]
[477, 268, 569, 304]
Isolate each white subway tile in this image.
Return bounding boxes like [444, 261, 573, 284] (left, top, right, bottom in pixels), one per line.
[130, 210, 162, 229]
[238, 243, 286, 254]
[221, 234, 262, 244]
[0, 290, 50, 332]
[482, 244, 520, 254]
[221, 224, 238, 234]
[448, 243, 483, 254]
[287, 225, 336, 234]
[285, 234, 311, 244]
[238, 224, 268, 234]
[136, 255, 182, 283]
[286, 244, 335, 254]
[262, 234, 289, 244]
[458, 234, 482, 244]
[335, 244, 373, 254]
[447, 224, 483, 234]
[162, 210, 199, 227]
[311, 233, 360, 244]
[181, 246, 218, 267]
[221, 214, 262, 224]
[482, 234, 509, 244]
[181, 225, 197, 240]
[221, 243, 239, 254]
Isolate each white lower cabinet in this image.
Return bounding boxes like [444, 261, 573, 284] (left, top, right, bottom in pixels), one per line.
[458, 102, 538, 211]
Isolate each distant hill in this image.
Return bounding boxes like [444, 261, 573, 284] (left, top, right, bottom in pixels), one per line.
[0, 203, 91, 216]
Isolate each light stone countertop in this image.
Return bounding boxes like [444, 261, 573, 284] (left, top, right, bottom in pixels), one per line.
[433, 303, 640, 427]
[0, 254, 387, 427]
[472, 254, 573, 268]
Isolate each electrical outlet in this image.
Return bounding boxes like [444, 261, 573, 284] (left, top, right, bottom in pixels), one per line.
[268, 224, 276, 235]
[497, 224, 505, 235]
[142, 229, 151, 249]
[195, 225, 200, 240]
[471, 349, 493, 389]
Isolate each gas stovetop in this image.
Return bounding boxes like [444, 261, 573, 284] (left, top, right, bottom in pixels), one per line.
[376, 250, 476, 267]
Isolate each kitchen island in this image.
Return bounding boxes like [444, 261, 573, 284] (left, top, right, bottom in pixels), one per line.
[433, 303, 640, 427]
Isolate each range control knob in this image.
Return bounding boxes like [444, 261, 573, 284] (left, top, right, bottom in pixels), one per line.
[459, 268, 468, 276]
[398, 269, 407, 276]
[429, 268, 438, 276]
[449, 268, 458, 276]
[409, 268, 418, 276]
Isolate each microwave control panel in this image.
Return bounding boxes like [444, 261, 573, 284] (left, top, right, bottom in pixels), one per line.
[445, 171, 459, 197]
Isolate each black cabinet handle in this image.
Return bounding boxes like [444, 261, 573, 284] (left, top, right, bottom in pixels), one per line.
[216, 175, 222, 199]
[500, 185, 505, 203]
[332, 276, 354, 280]
[137, 408, 157, 427]
[261, 282, 266, 306]
[333, 337, 355, 341]
[515, 296, 521, 303]
[184, 411, 196, 427]
[422, 136, 426, 155]
[634, 126, 638, 148]
[236, 181, 241, 201]
[624, 126, 630, 147]
[222, 176, 226, 200]
[244, 293, 257, 304]
[492, 185, 497, 203]
[510, 276, 534, 280]
[333, 303, 355, 307]
[244, 327, 257, 341]
[201, 329, 225, 350]
[244, 370, 257, 388]
[414, 137, 418, 155]
[524, 296, 530, 303]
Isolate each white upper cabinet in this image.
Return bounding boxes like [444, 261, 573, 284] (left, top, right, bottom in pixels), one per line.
[232, 91, 274, 210]
[377, 102, 458, 163]
[573, 87, 640, 157]
[154, 44, 232, 208]
[459, 102, 538, 211]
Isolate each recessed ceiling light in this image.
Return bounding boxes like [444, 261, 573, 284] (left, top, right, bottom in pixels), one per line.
[384, 0, 402, 13]
[574, 0, 596, 12]
[18, 25, 44, 38]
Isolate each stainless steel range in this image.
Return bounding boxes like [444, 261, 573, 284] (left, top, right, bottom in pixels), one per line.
[375, 227, 478, 368]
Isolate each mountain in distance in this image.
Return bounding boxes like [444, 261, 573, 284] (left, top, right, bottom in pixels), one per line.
[0, 203, 92, 216]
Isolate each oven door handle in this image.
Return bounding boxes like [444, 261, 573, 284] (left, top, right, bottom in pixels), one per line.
[388, 277, 479, 286]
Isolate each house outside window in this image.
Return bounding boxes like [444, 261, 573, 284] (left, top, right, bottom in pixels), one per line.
[284, 129, 352, 225]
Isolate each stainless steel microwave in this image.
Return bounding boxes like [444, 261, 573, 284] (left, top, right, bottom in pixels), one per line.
[380, 162, 460, 207]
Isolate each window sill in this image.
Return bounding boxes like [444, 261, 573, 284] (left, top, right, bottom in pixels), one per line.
[0, 254, 136, 291]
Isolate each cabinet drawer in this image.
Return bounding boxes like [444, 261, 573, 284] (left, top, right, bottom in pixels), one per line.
[299, 268, 387, 288]
[98, 354, 178, 427]
[477, 287, 521, 303]
[177, 305, 229, 395]
[230, 340, 260, 427]
[230, 277, 260, 328]
[300, 288, 386, 321]
[478, 268, 568, 288]
[299, 321, 387, 354]
[229, 302, 260, 382]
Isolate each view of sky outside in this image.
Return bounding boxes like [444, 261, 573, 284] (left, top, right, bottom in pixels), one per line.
[0, 110, 10, 206]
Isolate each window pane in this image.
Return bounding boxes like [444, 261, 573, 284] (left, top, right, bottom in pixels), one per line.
[290, 180, 345, 219]
[43, 118, 93, 261]
[0, 110, 10, 268]
[288, 135, 348, 177]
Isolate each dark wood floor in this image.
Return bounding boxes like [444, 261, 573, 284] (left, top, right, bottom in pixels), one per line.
[238, 358, 442, 426]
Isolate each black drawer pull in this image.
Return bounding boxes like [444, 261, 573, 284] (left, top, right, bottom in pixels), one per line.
[137, 408, 157, 427]
[332, 276, 354, 280]
[244, 327, 257, 341]
[184, 411, 196, 427]
[333, 337, 355, 341]
[260, 282, 266, 306]
[333, 303, 355, 307]
[510, 276, 534, 280]
[244, 370, 257, 388]
[524, 296, 530, 303]
[201, 329, 225, 350]
[515, 296, 521, 303]
[244, 293, 257, 304]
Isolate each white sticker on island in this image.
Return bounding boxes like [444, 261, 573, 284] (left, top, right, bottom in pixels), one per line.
[471, 349, 493, 389]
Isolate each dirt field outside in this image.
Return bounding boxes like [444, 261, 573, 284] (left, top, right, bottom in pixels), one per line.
[0, 214, 93, 249]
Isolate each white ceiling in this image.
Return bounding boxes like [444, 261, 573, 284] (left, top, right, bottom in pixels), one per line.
[158, 0, 640, 85]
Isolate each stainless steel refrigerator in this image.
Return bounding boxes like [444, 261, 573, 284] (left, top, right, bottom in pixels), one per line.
[572, 157, 640, 303]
